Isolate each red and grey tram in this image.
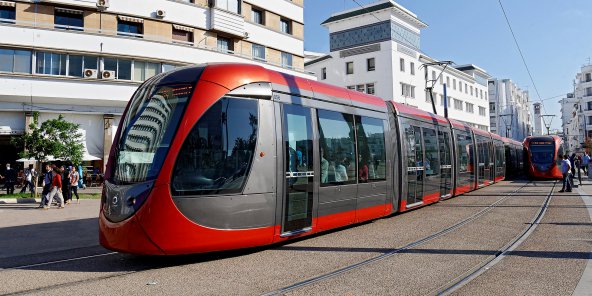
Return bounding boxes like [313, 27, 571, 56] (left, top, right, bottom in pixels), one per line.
[523, 135, 563, 179]
[99, 64, 523, 255]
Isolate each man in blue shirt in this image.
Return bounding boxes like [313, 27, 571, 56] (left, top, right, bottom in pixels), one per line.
[582, 152, 590, 176]
[559, 154, 572, 193]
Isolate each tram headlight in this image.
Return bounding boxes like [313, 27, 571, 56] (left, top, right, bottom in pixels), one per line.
[102, 180, 154, 223]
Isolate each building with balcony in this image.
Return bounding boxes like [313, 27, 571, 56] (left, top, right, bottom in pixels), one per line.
[560, 93, 582, 153]
[488, 78, 533, 141]
[304, 0, 491, 131]
[0, 0, 308, 170]
[576, 64, 592, 142]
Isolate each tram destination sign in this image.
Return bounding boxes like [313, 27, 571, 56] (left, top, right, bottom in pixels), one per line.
[531, 141, 553, 145]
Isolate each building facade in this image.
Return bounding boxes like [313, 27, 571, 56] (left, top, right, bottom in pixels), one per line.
[576, 64, 592, 140]
[532, 102, 542, 136]
[304, 0, 491, 130]
[487, 79, 533, 141]
[560, 93, 582, 153]
[0, 0, 308, 169]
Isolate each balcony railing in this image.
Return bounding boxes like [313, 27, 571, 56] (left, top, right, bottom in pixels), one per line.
[0, 18, 309, 74]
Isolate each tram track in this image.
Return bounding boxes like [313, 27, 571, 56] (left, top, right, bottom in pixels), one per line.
[0, 181, 546, 295]
[262, 181, 537, 296]
[432, 180, 558, 296]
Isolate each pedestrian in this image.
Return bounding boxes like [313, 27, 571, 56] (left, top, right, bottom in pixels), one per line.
[20, 164, 37, 194]
[69, 166, 80, 203]
[575, 156, 582, 186]
[559, 154, 572, 193]
[44, 167, 64, 209]
[38, 164, 53, 208]
[583, 152, 590, 176]
[3, 163, 16, 195]
[61, 165, 72, 204]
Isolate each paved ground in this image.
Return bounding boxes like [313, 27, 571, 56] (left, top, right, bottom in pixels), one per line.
[0, 179, 590, 295]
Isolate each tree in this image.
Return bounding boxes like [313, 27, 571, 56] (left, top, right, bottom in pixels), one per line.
[12, 112, 85, 169]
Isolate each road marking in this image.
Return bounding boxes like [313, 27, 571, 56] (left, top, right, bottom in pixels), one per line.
[573, 186, 592, 296]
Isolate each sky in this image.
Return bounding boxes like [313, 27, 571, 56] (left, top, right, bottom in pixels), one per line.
[303, 0, 592, 130]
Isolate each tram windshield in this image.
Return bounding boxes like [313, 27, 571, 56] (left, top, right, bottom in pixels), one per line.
[111, 68, 201, 184]
[530, 143, 554, 165]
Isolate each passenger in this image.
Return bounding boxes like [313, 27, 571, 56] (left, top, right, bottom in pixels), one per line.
[45, 167, 64, 209]
[335, 157, 349, 182]
[559, 154, 572, 193]
[320, 148, 329, 184]
[358, 161, 368, 183]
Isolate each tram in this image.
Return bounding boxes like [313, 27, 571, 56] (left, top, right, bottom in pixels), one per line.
[523, 135, 563, 179]
[99, 64, 524, 255]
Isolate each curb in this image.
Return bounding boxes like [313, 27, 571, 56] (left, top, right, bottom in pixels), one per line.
[0, 198, 40, 204]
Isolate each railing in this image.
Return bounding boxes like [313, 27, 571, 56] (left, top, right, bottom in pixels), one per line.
[0, 18, 310, 74]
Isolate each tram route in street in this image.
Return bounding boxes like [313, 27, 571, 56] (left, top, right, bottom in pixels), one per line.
[434, 180, 558, 295]
[261, 181, 535, 296]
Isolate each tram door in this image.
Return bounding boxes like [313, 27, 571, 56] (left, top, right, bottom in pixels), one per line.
[403, 123, 424, 207]
[281, 104, 314, 235]
[438, 129, 453, 198]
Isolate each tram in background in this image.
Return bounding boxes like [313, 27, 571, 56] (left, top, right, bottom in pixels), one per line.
[523, 135, 563, 179]
[99, 63, 525, 255]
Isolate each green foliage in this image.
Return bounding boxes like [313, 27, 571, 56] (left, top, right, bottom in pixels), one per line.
[11, 112, 85, 165]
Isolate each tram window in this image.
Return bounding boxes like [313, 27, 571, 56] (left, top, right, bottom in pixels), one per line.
[171, 97, 258, 196]
[422, 128, 440, 177]
[318, 110, 357, 186]
[455, 131, 474, 186]
[355, 116, 386, 182]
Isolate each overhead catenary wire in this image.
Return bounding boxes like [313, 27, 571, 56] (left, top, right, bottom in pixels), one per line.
[496, 0, 549, 115]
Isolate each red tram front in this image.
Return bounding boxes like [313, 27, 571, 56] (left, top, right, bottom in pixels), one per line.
[523, 136, 563, 179]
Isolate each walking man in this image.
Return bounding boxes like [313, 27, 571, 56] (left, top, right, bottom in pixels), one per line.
[583, 152, 590, 176]
[39, 164, 53, 208]
[559, 154, 572, 193]
[45, 167, 64, 209]
[20, 164, 37, 194]
[4, 163, 16, 195]
[69, 167, 80, 203]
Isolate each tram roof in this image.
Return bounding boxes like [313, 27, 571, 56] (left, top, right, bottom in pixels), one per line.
[391, 102, 449, 125]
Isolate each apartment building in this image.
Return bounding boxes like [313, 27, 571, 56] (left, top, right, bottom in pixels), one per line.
[488, 78, 533, 141]
[304, 0, 490, 130]
[0, 0, 308, 169]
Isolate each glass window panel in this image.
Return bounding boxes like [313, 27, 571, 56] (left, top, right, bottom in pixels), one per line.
[0, 7, 16, 23]
[13, 50, 31, 73]
[68, 55, 83, 77]
[228, 0, 240, 14]
[252, 44, 265, 61]
[118, 59, 132, 80]
[0, 49, 14, 72]
[83, 56, 98, 70]
[162, 64, 176, 73]
[171, 97, 258, 196]
[103, 58, 117, 72]
[281, 52, 292, 68]
[318, 110, 356, 186]
[422, 128, 440, 197]
[145, 62, 159, 79]
[356, 116, 386, 182]
[54, 11, 83, 30]
[134, 61, 145, 81]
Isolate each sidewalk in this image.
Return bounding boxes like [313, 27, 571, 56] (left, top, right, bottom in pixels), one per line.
[567, 176, 592, 296]
[0, 186, 103, 204]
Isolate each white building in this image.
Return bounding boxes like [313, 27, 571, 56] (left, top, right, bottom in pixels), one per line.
[533, 102, 543, 136]
[576, 64, 592, 140]
[560, 93, 582, 153]
[488, 79, 533, 141]
[0, 0, 308, 169]
[304, 0, 490, 130]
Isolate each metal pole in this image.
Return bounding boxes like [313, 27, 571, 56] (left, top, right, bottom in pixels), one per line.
[443, 83, 448, 118]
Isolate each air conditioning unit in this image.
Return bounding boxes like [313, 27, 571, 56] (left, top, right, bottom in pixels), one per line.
[83, 69, 98, 78]
[101, 70, 116, 80]
[96, 0, 109, 10]
[155, 9, 166, 18]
